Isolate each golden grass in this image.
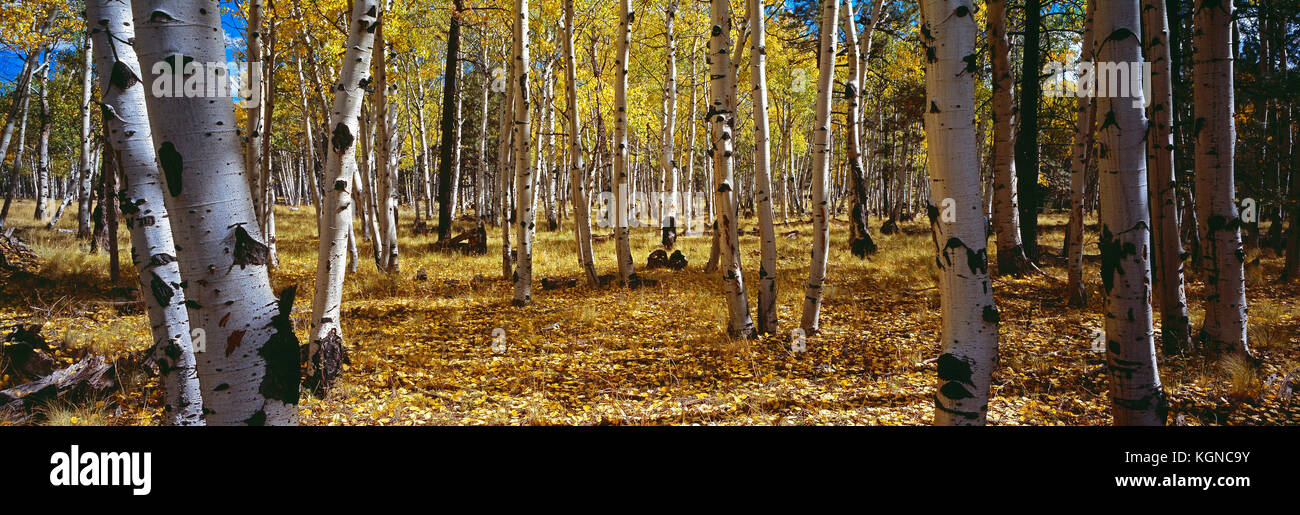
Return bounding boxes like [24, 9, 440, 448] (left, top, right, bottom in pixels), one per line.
[2, 199, 1298, 426]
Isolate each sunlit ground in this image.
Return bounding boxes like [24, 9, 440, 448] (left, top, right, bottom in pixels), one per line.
[2, 199, 1297, 425]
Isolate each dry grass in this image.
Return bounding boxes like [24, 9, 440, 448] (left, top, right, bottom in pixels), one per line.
[2, 199, 1298, 426]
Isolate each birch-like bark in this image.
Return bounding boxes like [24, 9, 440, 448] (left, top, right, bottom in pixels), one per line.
[1066, 0, 1096, 307]
[476, 43, 490, 223]
[244, 0, 264, 227]
[710, 0, 754, 338]
[1094, 0, 1166, 425]
[541, 65, 557, 231]
[1, 87, 32, 228]
[920, 0, 999, 425]
[415, 70, 434, 220]
[1142, 0, 1191, 354]
[88, 0, 203, 425]
[77, 34, 94, 238]
[375, 16, 399, 273]
[306, 0, 381, 392]
[498, 40, 516, 281]
[685, 40, 698, 232]
[33, 56, 50, 221]
[988, 0, 1029, 275]
[512, 0, 536, 305]
[564, 0, 598, 286]
[662, 1, 680, 242]
[1192, 0, 1248, 356]
[613, 0, 637, 285]
[799, 0, 839, 334]
[295, 54, 320, 237]
[135, 0, 298, 425]
[843, 0, 877, 259]
[750, 0, 777, 334]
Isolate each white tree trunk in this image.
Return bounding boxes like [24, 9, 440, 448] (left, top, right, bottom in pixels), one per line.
[88, 0, 204, 425]
[750, 0, 777, 334]
[662, 1, 680, 240]
[612, 0, 637, 285]
[988, 0, 1029, 275]
[33, 58, 50, 221]
[306, 0, 382, 392]
[1193, 0, 1249, 356]
[244, 0, 265, 227]
[476, 44, 491, 223]
[1066, 0, 1096, 307]
[919, 0, 1000, 425]
[375, 16, 399, 273]
[512, 0, 536, 305]
[498, 41, 516, 281]
[709, 0, 754, 338]
[1094, 0, 1166, 425]
[134, 0, 298, 425]
[1142, 0, 1191, 353]
[77, 34, 94, 238]
[799, 0, 839, 334]
[564, 0, 598, 286]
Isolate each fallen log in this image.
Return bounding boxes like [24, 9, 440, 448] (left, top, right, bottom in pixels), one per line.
[0, 354, 118, 417]
[430, 223, 488, 255]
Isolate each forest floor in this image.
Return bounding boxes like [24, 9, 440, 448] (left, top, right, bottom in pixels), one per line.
[1, 199, 1298, 425]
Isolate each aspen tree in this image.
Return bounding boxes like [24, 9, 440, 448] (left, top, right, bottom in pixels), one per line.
[134, 0, 299, 424]
[919, 0, 1000, 425]
[88, 0, 203, 425]
[1142, 0, 1191, 353]
[305, 0, 382, 393]
[1094, 0, 1166, 425]
[564, 0, 598, 286]
[612, 0, 637, 286]
[799, 0, 839, 334]
[711, 0, 754, 338]
[1193, 0, 1249, 357]
[513, 0, 536, 305]
[750, 0, 777, 334]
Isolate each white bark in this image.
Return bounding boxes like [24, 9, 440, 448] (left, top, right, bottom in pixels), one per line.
[799, 0, 839, 334]
[1193, 0, 1248, 356]
[1094, 0, 1166, 425]
[476, 44, 491, 223]
[613, 0, 636, 285]
[512, 0, 536, 305]
[307, 0, 382, 391]
[88, 0, 204, 425]
[498, 40, 516, 281]
[919, 0, 999, 425]
[77, 34, 94, 238]
[134, 0, 297, 425]
[1142, 0, 1191, 352]
[375, 16, 399, 273]
[564, 0, 598, 286]
[750, 0, 777, 334]
[710, 0, 754, 338]
[662, 1, 680, 238]
[988, 0, 1028, 275]
[244, 0, 265, 227]
[33, 57, 50, 221]
[1067, 0, 1096, 307]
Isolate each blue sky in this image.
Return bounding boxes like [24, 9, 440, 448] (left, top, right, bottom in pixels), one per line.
[2, 0, 246, 89]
